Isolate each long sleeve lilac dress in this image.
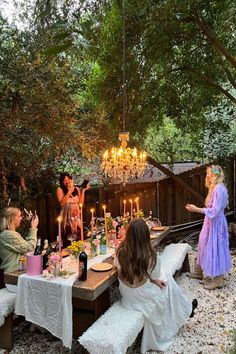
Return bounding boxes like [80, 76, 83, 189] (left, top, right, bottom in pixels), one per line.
[197, 183, 231, 277]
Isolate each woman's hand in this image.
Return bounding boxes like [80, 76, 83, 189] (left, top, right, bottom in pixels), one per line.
[82, 183, 90, 192]
[186, 204, 203, 214]
[31, 215, 39, 229]
[68, 180, 74, 194]
[151, 278, 166, 289]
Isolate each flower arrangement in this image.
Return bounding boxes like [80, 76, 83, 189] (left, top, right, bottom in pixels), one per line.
[48, 253, 61, 277]
[67, 240, 84, 259]
[89, 236, 100, 257]
[49, 253, 61, 266]
[106, 216, 115, 232]
[134, 209, 144, 219]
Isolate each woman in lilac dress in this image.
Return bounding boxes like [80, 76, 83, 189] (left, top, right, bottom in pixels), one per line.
[186, 165, 231, 290]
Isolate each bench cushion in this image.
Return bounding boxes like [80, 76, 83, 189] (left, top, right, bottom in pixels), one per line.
[79, 302, 144, 354]
[0, 288, 16, 327]
[159, 243, 191, 277]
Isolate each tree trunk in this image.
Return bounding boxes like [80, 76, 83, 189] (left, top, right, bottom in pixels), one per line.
[147, 156, 205, 204]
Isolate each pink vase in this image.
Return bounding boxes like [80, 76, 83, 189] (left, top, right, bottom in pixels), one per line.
[26, 252, 42, 275]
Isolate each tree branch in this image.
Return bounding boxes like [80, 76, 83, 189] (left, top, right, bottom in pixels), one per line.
[176, 65, 236, 104]
[218, 57, 236, 90]
[147, 156, 205, 204]
[192, 11, 236, 70]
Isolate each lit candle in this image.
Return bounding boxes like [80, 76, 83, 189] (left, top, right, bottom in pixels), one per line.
[135, 197, 140, 213]
[129, 199, 133, 220]
[103, 205, 108, 245]
[79, 203, 84, 241]
[123, 200, 126, 218]
[90, 208, 94, 235]
[57, 215, 62, 259]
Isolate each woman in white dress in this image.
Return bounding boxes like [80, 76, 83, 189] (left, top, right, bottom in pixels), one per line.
[114, 218, 196, 353]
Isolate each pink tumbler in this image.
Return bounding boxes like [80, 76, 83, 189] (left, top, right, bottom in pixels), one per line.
[26, 252, 42, 275]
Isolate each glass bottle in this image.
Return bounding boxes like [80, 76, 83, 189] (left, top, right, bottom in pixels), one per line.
[90, 231, 97, 257]
[100, 228, 107, 254]
[34, 238, 42, 255]
[78, 250, 87, 281]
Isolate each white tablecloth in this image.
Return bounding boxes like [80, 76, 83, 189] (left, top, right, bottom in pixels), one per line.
[15, 250, 114, 348]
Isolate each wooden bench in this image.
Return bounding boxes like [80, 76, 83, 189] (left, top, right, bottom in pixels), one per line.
[0, 269, 17, 351]
[79, 243, 191, 354]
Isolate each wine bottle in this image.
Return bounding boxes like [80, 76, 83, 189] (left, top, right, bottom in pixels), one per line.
[91, 231, 97, 242]
[42, 240, 54, 269]
[34, 238, 42, 255]
[78, 251, 87, 281]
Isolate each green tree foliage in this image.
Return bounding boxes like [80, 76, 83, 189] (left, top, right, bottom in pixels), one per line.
[143, 116, 202, 163]
[75, 0, 236, 150]
[1, 0, 235, 203]
[0, 1, 110, 199]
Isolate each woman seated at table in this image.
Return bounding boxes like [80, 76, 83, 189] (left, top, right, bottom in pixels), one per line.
[56, 172, 90, 247]
[0, 207, 39, 272]
[114, 218, 197, 353]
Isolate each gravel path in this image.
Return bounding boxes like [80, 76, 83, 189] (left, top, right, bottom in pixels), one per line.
[0, 250, 235, 354]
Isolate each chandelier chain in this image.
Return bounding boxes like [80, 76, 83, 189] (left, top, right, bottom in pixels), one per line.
[100, 0, 147, 183]
[122, 0, 127, 133]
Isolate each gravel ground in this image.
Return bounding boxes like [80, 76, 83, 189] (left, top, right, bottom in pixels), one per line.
[0, 250, 235, 354]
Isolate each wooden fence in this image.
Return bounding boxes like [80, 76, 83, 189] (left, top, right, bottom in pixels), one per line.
[33, 157, 236, 242]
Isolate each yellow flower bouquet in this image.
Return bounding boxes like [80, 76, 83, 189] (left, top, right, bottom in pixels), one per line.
[67, 240, 85, 259]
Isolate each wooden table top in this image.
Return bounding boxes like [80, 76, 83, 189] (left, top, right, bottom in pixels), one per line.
[4, 226, 171, 301]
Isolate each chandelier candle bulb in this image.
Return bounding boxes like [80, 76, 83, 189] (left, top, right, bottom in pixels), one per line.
[123, 200, 126, 218]
[57, 216, 62, 259]
[79, 203, 84, 241]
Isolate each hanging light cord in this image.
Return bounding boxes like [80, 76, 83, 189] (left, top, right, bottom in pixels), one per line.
[122, 0, 127, 133]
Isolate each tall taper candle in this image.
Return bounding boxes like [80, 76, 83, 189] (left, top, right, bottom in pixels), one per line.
[123, 200, 126, 218]
[129, 199, 133, 220]
[57, 216, 62, 259]
[90, 208, 94, 235]
[135, 197, 140, 213]
[79, 203, 84, 241]
[103, 205, 108, 245]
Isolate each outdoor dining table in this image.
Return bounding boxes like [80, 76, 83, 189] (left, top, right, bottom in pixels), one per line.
[2, 226, 171, 348]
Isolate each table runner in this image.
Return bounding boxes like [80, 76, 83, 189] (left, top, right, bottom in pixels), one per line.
[15, 250, 114, 348]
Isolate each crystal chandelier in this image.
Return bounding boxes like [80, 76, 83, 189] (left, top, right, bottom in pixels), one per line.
[101, 132, 147, 183]
[101, 0, 147, 183]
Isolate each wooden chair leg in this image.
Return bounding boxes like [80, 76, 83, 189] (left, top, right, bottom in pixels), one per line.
[0, 313, 14, 350]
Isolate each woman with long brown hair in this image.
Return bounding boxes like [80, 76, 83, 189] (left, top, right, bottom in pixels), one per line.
[186, 165, 231, 290]
[114, 218, 193, 353]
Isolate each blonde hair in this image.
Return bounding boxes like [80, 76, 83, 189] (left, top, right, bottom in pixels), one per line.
[0, 207, 20, 232]
[205, 165, 225, 206]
